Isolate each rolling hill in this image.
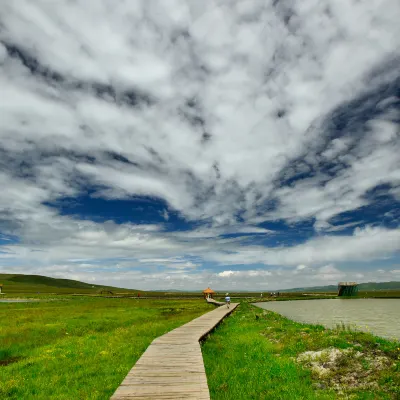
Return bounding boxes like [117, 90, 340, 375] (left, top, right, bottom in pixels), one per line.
[1, 273, 399, 295]
[280, 281, 400, 292]
[0, 273, 136, 295]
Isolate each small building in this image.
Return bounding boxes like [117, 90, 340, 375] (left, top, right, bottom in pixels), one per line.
[338, 282, 358, 296]
[203, 287, 215, 299]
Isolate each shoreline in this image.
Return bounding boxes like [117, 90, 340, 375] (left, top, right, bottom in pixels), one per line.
[253, 298, 400, 343]
[202, 300, 400, 399]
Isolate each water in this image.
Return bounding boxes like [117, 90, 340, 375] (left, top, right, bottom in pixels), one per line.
[254, 299, 400, 341]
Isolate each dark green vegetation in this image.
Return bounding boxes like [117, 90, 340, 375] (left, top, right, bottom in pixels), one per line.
[202, 302, 400, 400]
[0, 297, 212, 399]
[0, 273, 136, 295]
[282, 281, 400, 293]
[357, 290, 400, 298]
[358, 282, 400, 291]
[338, 283, 358, 297]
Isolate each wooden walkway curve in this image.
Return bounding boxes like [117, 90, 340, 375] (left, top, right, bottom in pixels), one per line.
[206, 297, 225, 306]
[111, 302, 238, 399]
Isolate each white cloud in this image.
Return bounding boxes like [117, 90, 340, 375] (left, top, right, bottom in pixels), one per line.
[207, 226, 400, 267]
[162, 209, 170, 221]
[390, 270, 400, 275]
[218, 270, 235, 278]
[315, 264, 344, 281]
[0, 259, 397, 291]
[218, 270, 272, 278]
[0, 1, 399, 289]
[295, 264, 309, 273]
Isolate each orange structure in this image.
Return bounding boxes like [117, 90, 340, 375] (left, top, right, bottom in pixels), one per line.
[203, 287, 215, 299]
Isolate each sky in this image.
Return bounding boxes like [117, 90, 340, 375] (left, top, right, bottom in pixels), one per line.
[0, 0, 399, 291]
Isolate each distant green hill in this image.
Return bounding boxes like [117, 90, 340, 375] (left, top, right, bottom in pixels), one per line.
[281, 281, 400, 293]
[0, 273, 136, 294]
[358, 281, 400, 290]
[1, 273, 399, 295]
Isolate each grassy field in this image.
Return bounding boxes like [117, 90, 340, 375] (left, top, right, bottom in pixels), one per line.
[202, 301, 400, 400]
[0, 273, 137, 295]
[0, 296, 212, 399]
[357, 290, 400, 299]
[1, 274, 400, 399]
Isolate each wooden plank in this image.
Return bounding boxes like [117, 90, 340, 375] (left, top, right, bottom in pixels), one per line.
[111, 303, 238, 399]
[206, 298, 225, 306]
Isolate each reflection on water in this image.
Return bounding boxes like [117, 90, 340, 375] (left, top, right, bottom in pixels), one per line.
[254, 299, 400, 341]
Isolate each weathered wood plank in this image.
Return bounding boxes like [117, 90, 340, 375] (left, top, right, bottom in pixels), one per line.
[111, 303, 238, 399]
[206, 298, 225, 306]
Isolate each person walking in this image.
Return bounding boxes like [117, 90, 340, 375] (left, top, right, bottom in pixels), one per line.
[225, 293, 231, 308]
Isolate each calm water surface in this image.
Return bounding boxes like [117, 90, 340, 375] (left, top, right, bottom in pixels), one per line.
[254, 299, 400, 341]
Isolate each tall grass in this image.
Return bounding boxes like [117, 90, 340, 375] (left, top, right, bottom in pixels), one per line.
[0, 297, 211, 399]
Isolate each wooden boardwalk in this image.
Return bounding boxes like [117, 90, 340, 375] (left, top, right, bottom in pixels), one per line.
[111, 302, 238, 400]
[206, 297, 225, 306]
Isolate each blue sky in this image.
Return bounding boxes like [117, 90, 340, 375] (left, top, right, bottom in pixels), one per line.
[0, 0, 399, 290]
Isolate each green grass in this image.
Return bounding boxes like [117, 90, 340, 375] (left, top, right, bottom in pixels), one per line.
[202, 302, 400, 400]
[0, 297, 212, 399]
[357, 290, 400, 299]
[0, 273, 137, 295]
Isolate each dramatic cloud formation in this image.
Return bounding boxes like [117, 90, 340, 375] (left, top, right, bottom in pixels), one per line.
[0, 0, 399, 290]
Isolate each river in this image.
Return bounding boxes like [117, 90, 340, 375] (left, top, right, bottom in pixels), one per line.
[254, 299, 400, 341]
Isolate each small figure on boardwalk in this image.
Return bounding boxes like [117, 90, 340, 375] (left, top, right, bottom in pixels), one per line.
[137, 292, 140, 299]
[225, 293, 231, 308]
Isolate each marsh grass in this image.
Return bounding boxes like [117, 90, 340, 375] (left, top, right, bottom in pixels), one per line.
[0, 296, 211, 399]
[202, 302, 400, 399]
[334, 321, 357, 332]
